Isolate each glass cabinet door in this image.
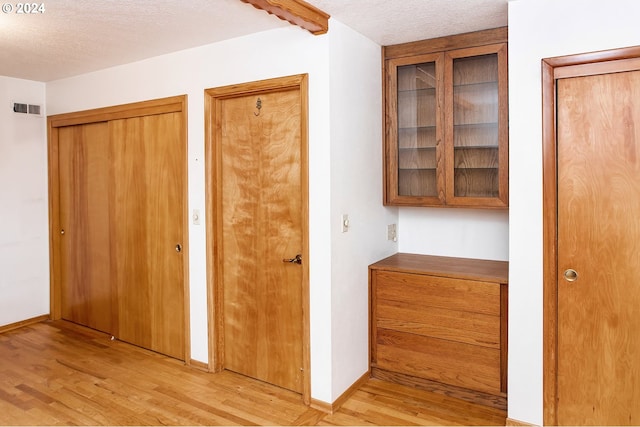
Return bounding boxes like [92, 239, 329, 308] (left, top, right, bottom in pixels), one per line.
[388, 53, 444, 203]
[446, 44, 508, 206]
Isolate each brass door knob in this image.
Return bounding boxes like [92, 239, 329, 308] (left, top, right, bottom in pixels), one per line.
[564, 269, 578, 282]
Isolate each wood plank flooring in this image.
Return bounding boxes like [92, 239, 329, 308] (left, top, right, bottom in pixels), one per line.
[0, 321, 506, 425]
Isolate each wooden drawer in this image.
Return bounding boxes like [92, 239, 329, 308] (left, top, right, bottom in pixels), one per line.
[376, 328, 501, 395]
[374, 270, 501, 349]
[375, 270, 500, 315]
[376, 298, 500, 348]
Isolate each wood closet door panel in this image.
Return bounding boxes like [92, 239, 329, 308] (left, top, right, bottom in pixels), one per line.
[556, 68, 640, 425]
[58, 122, 114, 333]
[110, 113, 185, 360]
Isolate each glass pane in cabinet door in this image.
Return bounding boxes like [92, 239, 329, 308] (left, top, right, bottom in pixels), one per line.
[452, 53, 499, 197]
[397, 62, 438, 197]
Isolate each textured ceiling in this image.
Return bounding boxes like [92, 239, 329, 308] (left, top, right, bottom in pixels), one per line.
[0, 0, 508, 82]
[307, 0, 508, 46]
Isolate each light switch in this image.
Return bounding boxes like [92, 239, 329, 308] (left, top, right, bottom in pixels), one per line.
[342, 214, 349, 233]
[193, 209, 201, 225]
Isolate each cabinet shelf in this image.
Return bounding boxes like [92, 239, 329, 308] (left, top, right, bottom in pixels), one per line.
[453, 122, 498, 129]
[399, 125, 437, 130]
[399, 147, 435, 151]
[383, 28, 508, 208]
[398, 87, 436, 94]
[454, 81, 499, 90]
[455, 145, 498, 150]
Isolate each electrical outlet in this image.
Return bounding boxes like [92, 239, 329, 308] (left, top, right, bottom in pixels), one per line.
[387, 223, 397, 242]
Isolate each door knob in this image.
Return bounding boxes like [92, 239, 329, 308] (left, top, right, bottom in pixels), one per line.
[563, 268, 578, 282]
[282, 254, 302, 264]
[175, 244, 182, 253]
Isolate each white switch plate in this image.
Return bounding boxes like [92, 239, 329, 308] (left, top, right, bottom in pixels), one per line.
[387, 223, 397, 241]
[193, 209, 201, 225]
[341, 214, 349, 233]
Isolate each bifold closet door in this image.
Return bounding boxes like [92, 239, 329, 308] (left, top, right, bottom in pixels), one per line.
[58, 122, 115, 334]
[110, 113, 185, 361]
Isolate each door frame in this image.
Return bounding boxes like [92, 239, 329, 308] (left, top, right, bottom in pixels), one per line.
[47, 95, 191, 362]
[542, 46, 640, 425]
[204, 74, 311, 404]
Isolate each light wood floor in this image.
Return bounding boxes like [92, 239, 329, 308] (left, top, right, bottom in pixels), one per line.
[0, 320, 506, 426]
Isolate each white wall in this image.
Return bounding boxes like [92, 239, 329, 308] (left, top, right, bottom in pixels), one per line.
[46, 22, 386, 404]
[327, 20, 398, 400]
[0, 77, 49, 326]
[399, 207, 508, 261]
[508, 0, 640, 424]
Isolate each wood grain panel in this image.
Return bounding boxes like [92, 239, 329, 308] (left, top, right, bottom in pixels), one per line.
[398, 168, 438, 197]
[398, 147, 437, 169]
[454, 147, 499, 168]
[58, 122, 113, 334]
[111, 113, 185, 361]
[375, 270, 500, 316]
[376, 298, 500, 348]
[49, 96, 185, 128]
[556, 68, 640, 425]
[453, 167, 499, 197]
[241, 0, 329, 35]
[220, 88, 303, 393]
[383, 27, 508, 60]
[206, 74, 310, 403]
[398, 126, 437, 149]
[453, 54, 499, 85]
[48, 96, 188, 362]
[370, 253, 508, 283]
[375, 328, 501, 395]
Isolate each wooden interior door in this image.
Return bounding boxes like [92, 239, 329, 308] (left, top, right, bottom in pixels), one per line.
[110, 113, 186, 361]
[544, 52, 640, 425]
[206, 75, 309, 397]
[58, 122, 114, 334]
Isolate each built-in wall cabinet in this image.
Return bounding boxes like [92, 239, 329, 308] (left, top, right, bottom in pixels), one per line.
[383, 27, 508, 208]
[369, 253, 508, 410]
